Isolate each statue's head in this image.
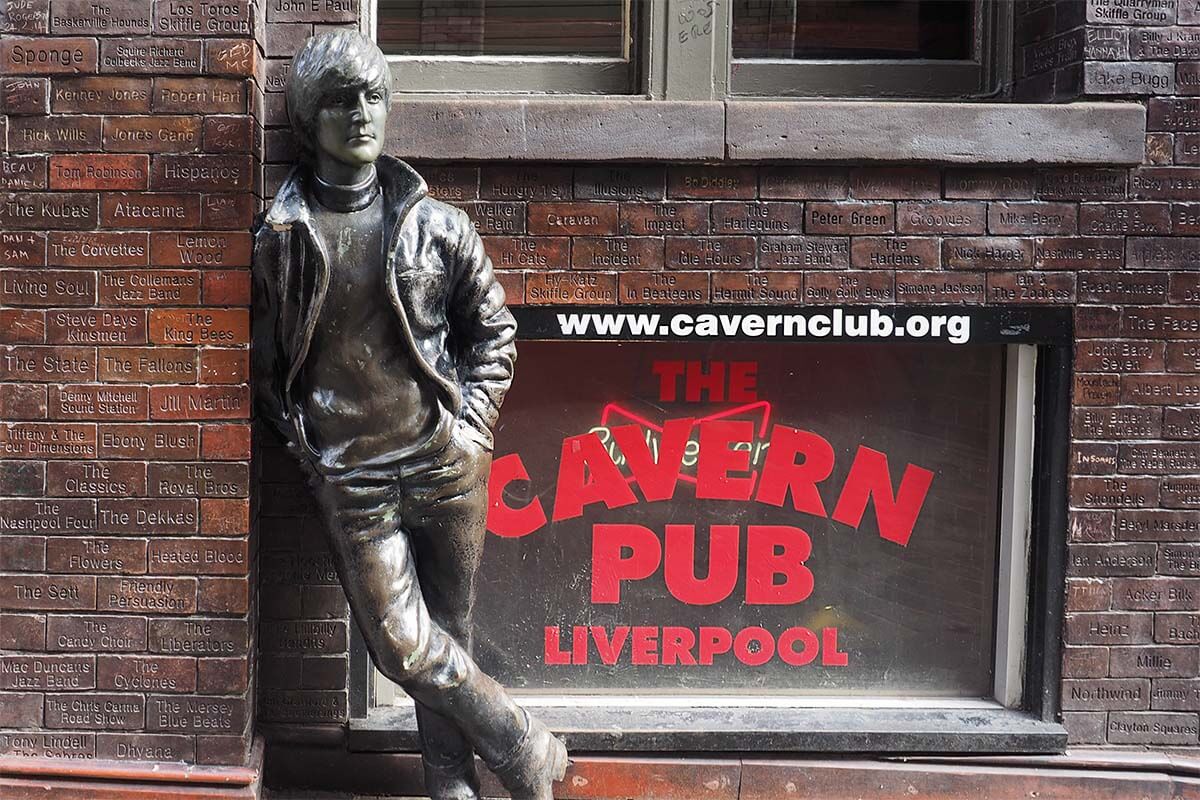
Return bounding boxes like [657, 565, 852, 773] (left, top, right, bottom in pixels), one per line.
[287, 29, 392, 170]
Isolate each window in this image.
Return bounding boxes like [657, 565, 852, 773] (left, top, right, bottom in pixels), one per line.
[365, 0, 1010, 98]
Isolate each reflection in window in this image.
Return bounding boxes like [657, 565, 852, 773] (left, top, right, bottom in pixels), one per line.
[732, 0, 975, 61]
[377, 0, 633, 57]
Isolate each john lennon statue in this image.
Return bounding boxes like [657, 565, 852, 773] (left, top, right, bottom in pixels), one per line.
[252, 30, 567, 800]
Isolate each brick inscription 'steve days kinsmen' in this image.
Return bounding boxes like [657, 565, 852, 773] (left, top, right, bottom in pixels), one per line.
[251, 30, 567, 800]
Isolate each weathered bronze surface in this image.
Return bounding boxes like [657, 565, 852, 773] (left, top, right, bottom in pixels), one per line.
[252, 30, 567, 800]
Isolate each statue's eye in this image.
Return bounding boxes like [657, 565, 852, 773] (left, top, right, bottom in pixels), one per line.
[368, 91, 384, 104]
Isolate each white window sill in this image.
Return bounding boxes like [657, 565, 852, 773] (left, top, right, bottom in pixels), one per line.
[383, 98, 1146, 165]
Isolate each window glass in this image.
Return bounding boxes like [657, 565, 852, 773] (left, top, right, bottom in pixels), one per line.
[377, 0, 632, 57]
[459, 340, 1003, 697]
[732, 0, 975, 61]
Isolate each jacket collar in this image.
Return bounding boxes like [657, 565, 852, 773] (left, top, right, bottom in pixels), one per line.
[264, 153, 428, 230]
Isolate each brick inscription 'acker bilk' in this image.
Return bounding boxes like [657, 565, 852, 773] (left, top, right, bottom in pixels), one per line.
[251, 30, 567, 800]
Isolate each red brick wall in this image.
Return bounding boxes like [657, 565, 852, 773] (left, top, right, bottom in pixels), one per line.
[0, 0, 262, 766]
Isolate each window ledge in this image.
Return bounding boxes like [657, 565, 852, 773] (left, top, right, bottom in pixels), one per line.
[348, 704, 1067, 754]
[384, 98, 1146, 165]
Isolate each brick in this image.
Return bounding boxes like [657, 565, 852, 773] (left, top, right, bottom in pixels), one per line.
[1160, 544, 1200, 576]
[666, 237, 754, 270]
[1067, 577, 1113, 609]
[204, 38, 255, 76]
[1075, 308, 1121, 341]
[525, 272, 617, 305]
[101, 192, 202, 229]
[1, 37, 98, 74]
[149, 385, 249, 420]
[98, 654, 195, 695]
[196, 657, 247, 694]
[150, 154, 252, 191]
[49, 231, 148, 268]
[1165, 408, 1200, 440]
[619, 202, 709, 236]
[99, 37, 202, 74]
[895, 201, 985, 235]
[1123, 375, 1200, 405]
[49, 154, 149, 191]
[47, 615, 146, 652]
[806, 202, 893, 235]
[52, 76, 151, 113]
[1149, 98, 1200, 132]
[202, 115, 252, 153]
[145, 694, 247, 734]
[97, 498, 197, 533]
[1117, 510, 1200, 540]
[49, 384, 148, 421]
[481, 236, 568, 270]
[200, 423, 249, 460]
[97, 423, 199, 459]
[1, 535, 45, 571]
[200, 498, 248, 535]
[96, 347, 196, 384]
[0, 461, 45, 495]
[1075, 341, 1164, 374]
[1063, 712, 1107, 745]
[759, 167, 848, 200]
[1068, 543, 1157, 576]
[460, 201, 524, 235]
[0, 231, 47, 267]
[1070, 476, 1158, 508]
[944, 237, 1034, 269]
[152, 77, 244, 113]
[528, 202, 617, 236]
[2, 77, 50, 114]
[149, 617, 248, 655]
[46, 460, 145, 497]
[1158, 612, 1200, 644]
[261, 619, 348, 654]
[893, 271, 984, 304]
[619, 272, 708, 305]
[199, 349, 247, 385]
[1170, 342, 1200, 373]
[1039, 168, 1126, 200]
[495, 271, 523, 305]
[97, 576, 197, 614]
[1062, 679, 1150, 711]
[1172, 274, 1200, 304]
[99, 269, 202, 307]
[1121, 443, 1200, 474]
[760, 236, 848, 269]
[96, 732, 193, 761]
[0, 270, 95, 307]
[0, 614, 44, 651]
[0, 422, 97, 459]
[201, 270, 249, 305]
[8, 115, 101, 152]
[1146, 133, 1174, 165]
[0, 346, 96, 382]
[44, 692, 143, 730]
[198, 575, 248, 613]
[0, 191, 98, 230]
[50, 0, 153, 34]
[943, 168, 1036, 199]
[0, 575, 96, 611]
[1065, 611, 1154, 644]
[202, 193, 253, 229]
[148, 308, 248, 346]
[46, 538, 147, 575]
[103, 115, 201, 153]
[849, 167, 939, 199]
[573, 166, 663, 201]
[479, 165, 571, 201]
[1128, 237, 1200, 269]
[1152, 679, 1200, 711]
[572, 237, 662, 270]
[1080, 202, 1171, 236]
[1163, 477, 1200, 508]
[148, 539, 247, 575]
[805, 271, 894, 304]
[1108, 711, 1199, 745]
[1131, 168, 1200, 202]
[1175, 204, 1200, 235]
[46, 309, 147, 346]
[1182, 61, 1200, 95]
[668, 166, 756, 199]
[1114, 577, 1200, 611]
[987, 272, 1074, 304]
[419, 165, 478, 202]
[1123, 307, 1200, 339]
[1, 154, 48, 190]
[1078, 272, 1167, 303]
[153, 0, 251, 35]
[712, 202, 804, 235]
[1176, 134, 1200, 164]
[1072, 444, 1118, 476]
[1062, 646, 1109, 678]
[0, 383, 48, 419]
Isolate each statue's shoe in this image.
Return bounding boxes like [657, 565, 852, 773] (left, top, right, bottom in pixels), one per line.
[423, 758, 481, 800]
[489, 711, 568, 800]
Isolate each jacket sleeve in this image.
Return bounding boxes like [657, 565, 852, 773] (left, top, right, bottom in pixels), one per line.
[448, 209, 517, 443]
[251, 217, 294, 444]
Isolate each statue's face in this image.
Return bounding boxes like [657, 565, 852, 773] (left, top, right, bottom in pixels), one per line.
[314, 85, 387, 168]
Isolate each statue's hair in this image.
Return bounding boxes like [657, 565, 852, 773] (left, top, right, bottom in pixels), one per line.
[286, 29, 392, 158]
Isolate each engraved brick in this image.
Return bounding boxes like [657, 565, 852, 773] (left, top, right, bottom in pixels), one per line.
[96, 347, 196, 384]
[1118, 509, 1200, 540]
[49, 231, 148, 268]
[1130, 169, 1200, 205]
[1069, 543, 1157, 576]
[0, 191, 98, 230]
[149, 617, 247, 655]
[943, 168, 1035, 199]
[987, 272, 1075, 304]
[619, 272, 709, 305]
[710, 272, 802, 305]
[849, 167, 939, 199]
[480, 236, 568, 270]
[1114, 577, 1200, 611]
[49, 384, 148, 421]
[0, 345, 95, 382]
[943, 237, 1033, 269]
[47, 538, 147, 575]
[50, 154, 149, 191]
[148, 308, 248, 346]
[1067, 577, 1113, 609]
[1065, 611, 1154, 644]
[1163, 477, 1200, 508]
[1072, 444, 1119, 476]
[1075, 341, 1164, 373]
[97, 497, 196, 533]
[1078, 308, 1122, 341]
[202, 115, 252, 154]
[1039, 168, 1126, 200]
[419, 165, 477, 202]
[1165, 408, 1200, 440]
[99, 269, 202, 307]
[147, 693, 246, 734]
[1079, 203, 1171, 236]
[96, 732, 193, 761]
[52, 76, 150, 113]
[101, 192, 201, 230]
[0, 270, 95, 307]
[1171, 275, 1200, 306]
[894, 201, 985, 235]
[47, 615, 146, 652]
[759, 167, 848, 200]
[1182, 62, 1200, 95]
[202, 193, 253, 229]
[1, 37, 97, 74]
[460, 201, 524, 235]
[0, 231, 47, 267]
[2, 77, 50, 115]
[98, 655, 195, 695]
[152, 77, 244, 113]
[1122, 307, 1200, 338]
[893, 271, 984, 304]
[153, 0, 251, 35]
[149, 386, 248, 421]
[528, 202, 617, 236]
[0, 575, 96, 611]
[1062, 646, 1110, 678]
[0, 730, 93, 758]
[50, 0, 153, 34]
[1109, 711, 1199, 745]
[1158, 612, 1200, 644]
[619, 203, 707, 238]
[1123, 375, 1200, 405]
[46, 309, 147, 346]
[1150, 98, 1200, 132]
[0, 421, 96, 459]
[259, 689, 347, 723]
[150, 154, 252, 191]
[668, 166, 756, 199]
[149, 539, 247, 574]
[1160, 544, 1200, 576]
[99, 37, 201, 74]
[261, 619, 348, 654]
[199, 349, 246, 385]
[103, 116, 201, 153]
[266, 0, 357, 21]
[806, 202, 893, 235]
[1152, 679, 1200, 711]
[1062, 679, 1150, 711]
[1121, 443, 1200, 475]
[1175, 204, 1200, 235]
[97, 423, 198, 460]
[44, 692, 143, 730]
[1071, 476, 1158, 508]
[479, 165, 571, 201]
[666, 237, 754, 270]
[525, 272, 616, 305]
[1078, 271, 1167, 303]
[9, 115, 101, 153]
[712, 202, 804, 235]
[851, 238, 937, 270]
[98, 576, 196, 613]
[760, 236, 848, 269]
[1, 154, 47, 190]
[572, 237, 662, 270]
[201, 270, 249, 306]
[203, 38, 255, 76]
[1128, 236, 1200, 269]
[987, 201, 1077, 235]
[1170, 342, 1200, 373]
[573, 166, 663, 201]
[1086, 61, 1175, 95]
[805, 271, 894, 304]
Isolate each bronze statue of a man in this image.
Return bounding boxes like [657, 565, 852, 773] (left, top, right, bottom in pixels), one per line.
[252, 29, 567, 800]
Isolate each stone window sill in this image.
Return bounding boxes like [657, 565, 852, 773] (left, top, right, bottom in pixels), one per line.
[384, 98, 1146, 165]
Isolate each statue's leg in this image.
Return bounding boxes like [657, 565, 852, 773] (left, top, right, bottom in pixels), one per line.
[312, 451, 566, 800]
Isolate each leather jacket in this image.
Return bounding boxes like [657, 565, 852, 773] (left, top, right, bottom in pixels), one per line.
[252, 155, 516, 462]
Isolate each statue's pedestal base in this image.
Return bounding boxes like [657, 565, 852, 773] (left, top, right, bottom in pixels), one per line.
[0, 738, 263, 800]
